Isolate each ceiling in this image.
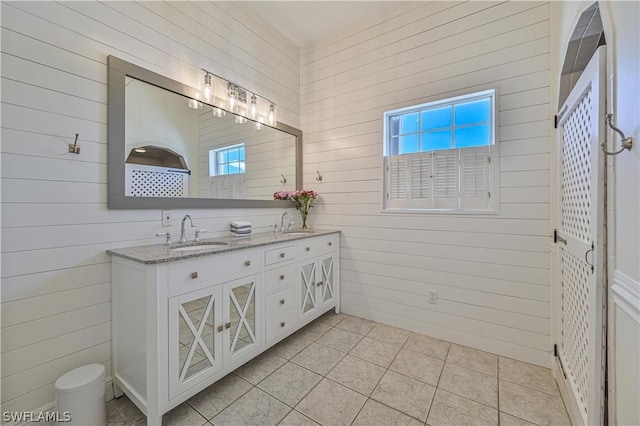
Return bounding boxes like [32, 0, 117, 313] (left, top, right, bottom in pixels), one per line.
[241, 1, 402, 47]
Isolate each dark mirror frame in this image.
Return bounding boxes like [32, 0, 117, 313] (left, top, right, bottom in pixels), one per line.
[107, 55, 302, 209]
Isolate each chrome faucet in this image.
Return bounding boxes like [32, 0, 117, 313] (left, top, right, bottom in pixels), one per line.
[180, 215, 195, 243]
[280, 211, 293, 232]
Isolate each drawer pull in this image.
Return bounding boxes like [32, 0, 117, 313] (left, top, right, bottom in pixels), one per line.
[279, 274, 285, 280]
[328, 242, 332, 246]
[280, 252, 286, 258]
[280, 299, 285, 305]
[225, 322, 231, 329]
[316, 281, 323, 287]
[305, 247, 310, 252]
[191, 272, 199, 279]
[280, 321, 286, 328]
[217, 325, 224, 332]
[244, 260, 251, 266]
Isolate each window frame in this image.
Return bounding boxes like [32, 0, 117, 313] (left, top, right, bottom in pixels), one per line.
[209, 143, 246, 177]
[382, 89, 499, 215]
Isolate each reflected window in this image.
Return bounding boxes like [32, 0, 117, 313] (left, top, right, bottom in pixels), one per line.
[210, 143, 245, 176]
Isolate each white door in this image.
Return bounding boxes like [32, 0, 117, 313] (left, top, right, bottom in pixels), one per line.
[555, 45, 606, 425]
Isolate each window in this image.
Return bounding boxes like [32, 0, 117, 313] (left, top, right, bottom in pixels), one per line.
[383, 89, 497, 212]
[209, 143, 245, 176]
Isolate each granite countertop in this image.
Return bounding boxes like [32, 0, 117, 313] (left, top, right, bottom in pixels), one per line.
[108, 229, 339, 264]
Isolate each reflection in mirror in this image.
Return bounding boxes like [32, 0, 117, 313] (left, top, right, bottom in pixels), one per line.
[124, 77, 296, 200]
[178, 296, 215, 380]
[229, 282, 256, 355]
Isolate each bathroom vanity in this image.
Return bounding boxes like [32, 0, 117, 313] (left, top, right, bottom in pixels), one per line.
[108, 230, 339, 425]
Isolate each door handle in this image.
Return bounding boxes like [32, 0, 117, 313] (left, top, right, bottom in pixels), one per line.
[225, 322, 231, 329]
[585, 242, 595, 273]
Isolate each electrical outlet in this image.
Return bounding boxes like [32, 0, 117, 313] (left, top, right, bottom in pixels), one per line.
[428, 290, 438, 305]
[162, 210, 173, 227]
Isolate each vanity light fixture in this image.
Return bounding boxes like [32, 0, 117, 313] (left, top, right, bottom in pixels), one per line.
[202, 71, 213, 102]
[187, 99, 203, 109]
[134, 147, 147, 153]
[198, 68, 277, 126]
[234, 115, 247, 124]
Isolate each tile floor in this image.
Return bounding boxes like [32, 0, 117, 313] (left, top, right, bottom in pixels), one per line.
[107, 312, 571, 426]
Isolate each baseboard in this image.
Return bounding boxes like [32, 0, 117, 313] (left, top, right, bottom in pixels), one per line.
[8, 377, 114, 426]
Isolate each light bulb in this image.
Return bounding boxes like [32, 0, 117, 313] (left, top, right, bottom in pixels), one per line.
[250, 95, 257, 118]
[228, 84, 237, 111]
[268, 103, 276, 125]
[213, 108, 226, 118]
[234, 115, 247, 124]
[187, 99, 202, 109]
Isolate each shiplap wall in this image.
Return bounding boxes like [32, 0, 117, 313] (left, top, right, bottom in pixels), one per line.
[0, 1, 299, 415]
[301, 1, 552, 366]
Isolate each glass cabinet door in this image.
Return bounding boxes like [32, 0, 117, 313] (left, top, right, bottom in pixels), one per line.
[223, 275, 262, 364]
[318, 254, 335, 308]
[298, 260, 317, 322]
[168, 286, 222, 399]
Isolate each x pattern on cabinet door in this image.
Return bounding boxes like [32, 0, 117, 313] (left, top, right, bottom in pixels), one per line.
[178, 296, 215, 381]
[320, 256, 334, 303]
[301, 262, 317, 313]
[229, 282, 257, 354]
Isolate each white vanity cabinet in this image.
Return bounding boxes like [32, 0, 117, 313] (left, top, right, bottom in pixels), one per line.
[109, 231, 339, 425]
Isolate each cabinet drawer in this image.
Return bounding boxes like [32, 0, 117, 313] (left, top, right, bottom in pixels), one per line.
[265, 308, 297, 343]
[168, 250, 260, 292]
[264, 264, 295, 294]
[265, 286, 295, 319]
[297, 234, 339, 258]
[265, 245, 296, 266]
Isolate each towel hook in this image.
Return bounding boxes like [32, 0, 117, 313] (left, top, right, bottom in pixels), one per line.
[280, 174, 287, 184]
[68, 133, 80, 154]
[315, 170, 323, 182]
[602, 113, 632, 155]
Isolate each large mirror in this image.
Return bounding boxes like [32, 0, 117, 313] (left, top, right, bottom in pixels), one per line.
[108, 56, 301, 209]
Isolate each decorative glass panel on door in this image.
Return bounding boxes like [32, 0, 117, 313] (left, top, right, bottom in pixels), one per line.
[300, 262, 316, 314]
[320, 256, 334, 303]
[178, 294, 215, 380]
[228, 281, 256, 355]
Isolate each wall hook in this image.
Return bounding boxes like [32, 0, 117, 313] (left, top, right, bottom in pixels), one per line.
[68, 133, 80, 154]
[315, 170, 323, 182]
[602, 113, 632, 155]
[280, 174, 287, 184]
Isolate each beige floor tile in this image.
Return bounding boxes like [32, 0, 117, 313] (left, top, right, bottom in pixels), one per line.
[366, 323, 411, 347]
[295, 321, 332, 341]
[233, 351, 287, 385]
[438, 363, 498, 408]
[499, 412, 537, 426]
[291, 342, 345, 375]
[258, 362, 322, 407]
[427, 389, 498, 426]
[352, 399, 423, 426]
[211, 388, 290, 426]
[327, 355, 386, 396]
[404, 333, 450, 360]
[187, 374, 253, 419]
[499, 380, 571, 426]
[106, 396, 145, 425]
[316, 327, 363, 352]
[162, 403, 208, 426]
[270, 334, 314, 360]
[316, 311, 346, 327]
[295, 379, 367, 426]
[349, 337, 401, 368]
[278, 410, 320, 426]
[371, 370, 436, 422]
[335, 315, 377, 335]
[446, 344, 497, 377]
[499, 357, 560, 396]
[389, 349, 444, 386]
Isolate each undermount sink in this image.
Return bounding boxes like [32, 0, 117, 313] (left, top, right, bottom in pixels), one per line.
[170, 241, 229, 252]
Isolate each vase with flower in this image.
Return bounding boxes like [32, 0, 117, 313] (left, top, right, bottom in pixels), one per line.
[273, 190, 319, 230]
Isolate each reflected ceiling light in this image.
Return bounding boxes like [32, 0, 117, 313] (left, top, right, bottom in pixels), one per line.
[134, 147, 147, 153]
[234, 115, 247, 124]
[187, 99, 203, 109]
[212, 107, 226, 118]
[199, 68, 276, 126]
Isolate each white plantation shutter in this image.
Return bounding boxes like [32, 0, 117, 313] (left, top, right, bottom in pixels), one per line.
[460, 146, 491, 210]
[433, 150, 459, 209]
[409, 152, 433, 209]
[385, 155, 408, 208]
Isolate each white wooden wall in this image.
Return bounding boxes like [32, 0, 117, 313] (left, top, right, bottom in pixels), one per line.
[301, 1, 552, 366]
[0, 1, 299, 415]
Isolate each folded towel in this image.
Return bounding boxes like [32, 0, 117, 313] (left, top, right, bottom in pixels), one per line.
[230, 221, 252, 228]
[231, 230, 252, 237]
[231, 225, 252, 231]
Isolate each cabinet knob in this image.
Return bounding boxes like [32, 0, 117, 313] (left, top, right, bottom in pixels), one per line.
[190, 272, 198, 279]
[244, 260, 251, 266]
[328, 242, 332, 246]
[305, 247, 310, 252]
[316, 281, 323, 287]
[217, 325, 224, 332]
[280, 299, 285, 305]
[280, 321, 286, 328]
[225, 322, 231, 329]
[280, 252, 286, 258]
[279, 275, 285, 280]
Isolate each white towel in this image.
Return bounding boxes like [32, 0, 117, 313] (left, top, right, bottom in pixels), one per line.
[230, 221, 252, 228]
